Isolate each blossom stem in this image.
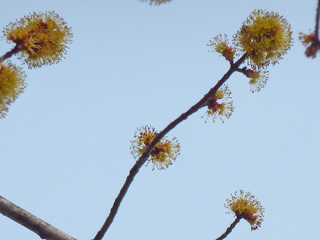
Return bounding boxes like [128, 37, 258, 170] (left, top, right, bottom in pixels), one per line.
[92, 54, 247, 240]
[315, 0, 320, 40]
[215, 216, 241, 240]
[0, 44, 22, 62]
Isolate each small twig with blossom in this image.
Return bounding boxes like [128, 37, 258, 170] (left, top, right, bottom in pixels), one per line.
[0, 11, 72, 119]
[93, 9, 292, 240]
[215, 190, 264, 240]
[93, 54, 247, 240]
[0, 11, 73, 240]
[0, 6, 292, 240]
[299, 0, 320, 58]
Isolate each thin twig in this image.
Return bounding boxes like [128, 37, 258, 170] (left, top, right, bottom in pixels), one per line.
[0, 44, 22, 62]
[216, 216, 241, 240]
[93, 54, 247, 240]
[0, 195, 76, 240]
[315, 0, 320, 40]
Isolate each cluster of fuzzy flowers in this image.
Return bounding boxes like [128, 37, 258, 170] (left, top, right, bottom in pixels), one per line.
[208, 34, 236, 62]
[0, 62, 26, 118]
[209, 10, 292, 94]
[204, 85, 234, 123]
[3, 11, 72, 68]
[299, 32, 320, 58]
[130, 125, 180, 170]
[225, 190, 264, 231]
[140, 0, 172, 5]
[234, 9, 292, 69]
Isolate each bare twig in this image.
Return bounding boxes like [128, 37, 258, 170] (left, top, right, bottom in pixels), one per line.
[0, 44, 22, 62]
[215, 216, 241, 240]
[0, 195, 76, 240]
[93, 54, 247, 240]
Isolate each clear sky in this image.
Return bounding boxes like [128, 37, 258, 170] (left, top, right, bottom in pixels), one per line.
[1, 0, 319, 240]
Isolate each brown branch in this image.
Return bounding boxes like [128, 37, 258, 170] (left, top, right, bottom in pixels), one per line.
[0, 44, 22, 62]
[93, 54, 247, 240]
[315, 0, 320, 40]
[0, 195, 76, 240]
[216, 216, 241, 240]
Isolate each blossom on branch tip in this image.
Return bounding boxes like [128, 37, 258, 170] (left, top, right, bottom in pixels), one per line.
[208, 34, 236, 61]
[0, 62, 26, 118]
[234, 9, 292, 69]
[225, 190, 264, 231]
[204, 85, 234, 123]
[130, 125, 180, 170]
[3, 11, 72, 68]
[299, 32, 320, 58]
[245, 69, 269, 93]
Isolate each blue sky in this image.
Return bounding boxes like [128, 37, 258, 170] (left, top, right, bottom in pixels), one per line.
[1, 0, 319, 240]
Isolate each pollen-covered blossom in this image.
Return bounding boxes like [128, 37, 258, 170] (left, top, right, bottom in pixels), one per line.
[299, 32, 320, 58]
[245, 69, 269, 93]
[130, 125, 180, 170]
[3, 11, 72, 68]
[204, 85, 234, 123]
[225, 190, 264, 231]
[234, 10, 293, 69]
[140, 0, 172, 5]
[208, 34, 236, 61]
[0, 62, 26, 118]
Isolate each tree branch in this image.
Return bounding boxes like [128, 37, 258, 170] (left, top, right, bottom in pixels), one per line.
[0, 195, 76, 240]
[216, 216, 241, 240]
[0, 44, 22, 62]
[93, 54, 247, 240]
[315, 0, 320, 40]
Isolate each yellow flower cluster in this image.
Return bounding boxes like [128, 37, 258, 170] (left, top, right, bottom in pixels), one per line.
[0, 62, 26, 118]
[208, 34, 236, 61]
[204, 85, 234, 123]
[234, 9, 292, 69]
[225, 190, 264, 231]
[130, 125, 180, 170]
[208, 10, 292, 95]
[3, 11, 72, 68]
[245, 69, 269, 93]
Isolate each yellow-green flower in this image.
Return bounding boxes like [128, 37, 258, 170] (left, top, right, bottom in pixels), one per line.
[130, 125, 180, 170]
[0, 62, 26, 118]
[234, 10, 292, 69]
[140, 0, 172, 5]
[225, 190, 264, 231]
[208, 34, 236, 61]
[204, 85, 234, 123]
[245, 69, 269, 92]
[3, 11, 72, 68]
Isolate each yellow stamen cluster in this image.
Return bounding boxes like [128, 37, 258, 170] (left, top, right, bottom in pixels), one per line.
[0, 62, 26, 118]
[245, 69, 269, 93]
[140, 0, 172, 5]
[234, 10, 292, 69]
[225, 190, 264, 231]
[299, 32, 320, 58]
[130, 125, 180, 170]
[208, 34, 236, 61]
[205, 85, 234, 123]
[3, 11, 72, 68]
